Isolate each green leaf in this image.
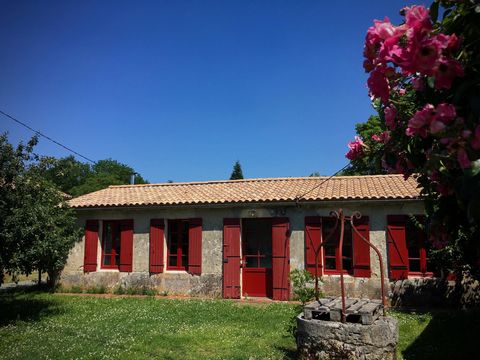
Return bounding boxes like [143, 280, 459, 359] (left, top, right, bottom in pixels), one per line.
[427, 77, 436, 89]
[467, 159, 480, 177]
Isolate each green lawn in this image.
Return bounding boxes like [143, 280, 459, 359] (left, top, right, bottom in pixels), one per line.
[0, 291, 477, 359]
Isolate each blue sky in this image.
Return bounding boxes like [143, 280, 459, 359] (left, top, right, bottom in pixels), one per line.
[0, 0, 425, 182]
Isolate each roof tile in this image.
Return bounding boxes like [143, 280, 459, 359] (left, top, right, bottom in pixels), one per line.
[68, 175, 421, 208]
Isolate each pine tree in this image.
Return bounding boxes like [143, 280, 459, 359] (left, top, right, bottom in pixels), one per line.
[229, 161, 244, 180]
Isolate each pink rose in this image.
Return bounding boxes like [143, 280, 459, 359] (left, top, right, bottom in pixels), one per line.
[457, 149, 471, 169]
[430, 120, 446, 134]
[412, 77, 425, 91]
[404, 5, 432, 33]
[367, 68, 390, 103]
[413, 37, 442, 75]
[472, 125, 480, 150]
[407, 104, 435, 137]
[435, 103, 456, 124]
[384, 105, 397, 129]
[374, 17, 397, 40]
[462, 130, 472, 139]
[434, 57, 464, 89]
[346, 136, 365, 160]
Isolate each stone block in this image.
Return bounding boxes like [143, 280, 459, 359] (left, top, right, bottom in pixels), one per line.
[296, 314, 398, 360]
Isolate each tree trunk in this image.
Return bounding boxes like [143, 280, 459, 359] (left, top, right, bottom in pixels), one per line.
[38, 270, 42, 286]
[47, 270, 58, 289]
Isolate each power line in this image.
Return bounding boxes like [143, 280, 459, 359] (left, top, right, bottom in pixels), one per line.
[0, 109, 97, 164]
[295, 163, 351, 203]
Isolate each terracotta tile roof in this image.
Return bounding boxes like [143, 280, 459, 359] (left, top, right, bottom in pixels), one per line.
[68, 175, 422, 209]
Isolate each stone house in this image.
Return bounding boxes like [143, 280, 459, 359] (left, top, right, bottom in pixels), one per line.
[63, 174, 431, 301]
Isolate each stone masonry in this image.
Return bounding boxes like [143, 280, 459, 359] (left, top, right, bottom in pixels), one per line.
[296, 314, 398, 360]
[61, 200, 424, 297]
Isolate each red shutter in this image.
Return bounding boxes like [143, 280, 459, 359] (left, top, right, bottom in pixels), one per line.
[84, 220, 99, 273]
[305, 217, 322, 277]
[188, 218, 202, 275]
[353, 216, 371, 278]
[223, 219, 241, 299]
[150, 219, 164, 273]
[387, 215, 408, 280]
[119, 219, 134, 272]
[272, 218, 290, 301]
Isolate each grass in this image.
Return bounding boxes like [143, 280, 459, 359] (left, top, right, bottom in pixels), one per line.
[0, 290, 477, 359]
[2, 272, 46, 284]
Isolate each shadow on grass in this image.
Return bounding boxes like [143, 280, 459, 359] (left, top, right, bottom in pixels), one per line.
[0, 287, 59, 327]
[402, 309, 480, 360]
[275, 346, 299, 360]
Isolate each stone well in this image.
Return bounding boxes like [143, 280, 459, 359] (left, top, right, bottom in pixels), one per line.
[296, 314, 398, 360]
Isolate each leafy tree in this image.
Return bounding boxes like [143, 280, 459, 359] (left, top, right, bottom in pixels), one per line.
[229, 160, 244, 180]
[35, 157, 149, 196]
[0, 133, 80, 286]
[36, 155, 90, 194]
[309, 171, 321, 177]
[341, 116, 387, 175]
[5, 175, 81, 286]
[0, 133, 37, 284]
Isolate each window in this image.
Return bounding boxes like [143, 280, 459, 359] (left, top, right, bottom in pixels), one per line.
[387, 215, 432, 279]
[102, 220, 122, 269]
[167, 220, 189, 270]
[322, 219, 353, 274]
[406, 218, 432, 276]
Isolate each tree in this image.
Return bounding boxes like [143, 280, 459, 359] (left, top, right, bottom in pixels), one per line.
[0, 133, 81, 286]
[0, 133, 36, 284]
[348, 2, 480, 269]
[342, 116, 387, 175]
[229, 161, 244, 180]
[35, 157, 149, 196]
[309, 171, 321, 177]
[36, 155, 90, 194]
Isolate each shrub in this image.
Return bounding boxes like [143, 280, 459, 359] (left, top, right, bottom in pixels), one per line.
[290, 269, 320, 305]
[85, 285, 107, 294]
[113, 285, 126, 295]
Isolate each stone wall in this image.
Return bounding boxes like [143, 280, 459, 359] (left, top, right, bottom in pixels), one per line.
[61, 200, 424, 298]
[390, 269, 480, 308]
[296, 315, 398, 360]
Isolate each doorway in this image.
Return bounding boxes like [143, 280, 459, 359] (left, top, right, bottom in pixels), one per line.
[242, 218, 273, 298]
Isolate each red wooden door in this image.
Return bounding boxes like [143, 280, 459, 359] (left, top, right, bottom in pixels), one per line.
[387, 216, 409, 280]
[272, 218, 290, 300]
[223, 219, 241, 299]
[242, 219, 273, 298]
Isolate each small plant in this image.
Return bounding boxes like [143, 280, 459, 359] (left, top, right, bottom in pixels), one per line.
[124, 285, 156, 296]
[85, 285, 107, 294]
[290, 269, 320, 305]
[113, 285, 126, 295]
[70, 285, 83, 294]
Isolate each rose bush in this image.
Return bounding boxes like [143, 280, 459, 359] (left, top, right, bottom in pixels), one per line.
[348, 1, 480, 270]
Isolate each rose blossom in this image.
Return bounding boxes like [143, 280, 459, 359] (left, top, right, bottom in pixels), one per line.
[404, 5, 432, 33]
[367, 68, 390, 102]
[430, 120, 446, 134]
[346, 136, 365, 160]
[384, 105, 397, 129]
[435, 103, 456, 124]
[434, 57, 464, 89]
[406, 104, 435, 137]
[472, 125, 480, 150]
[457, 148, 471, 169]
[412, 77, 425, 91]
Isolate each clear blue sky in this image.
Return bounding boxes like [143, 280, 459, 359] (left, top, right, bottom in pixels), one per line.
[0, 0, 425, 183]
